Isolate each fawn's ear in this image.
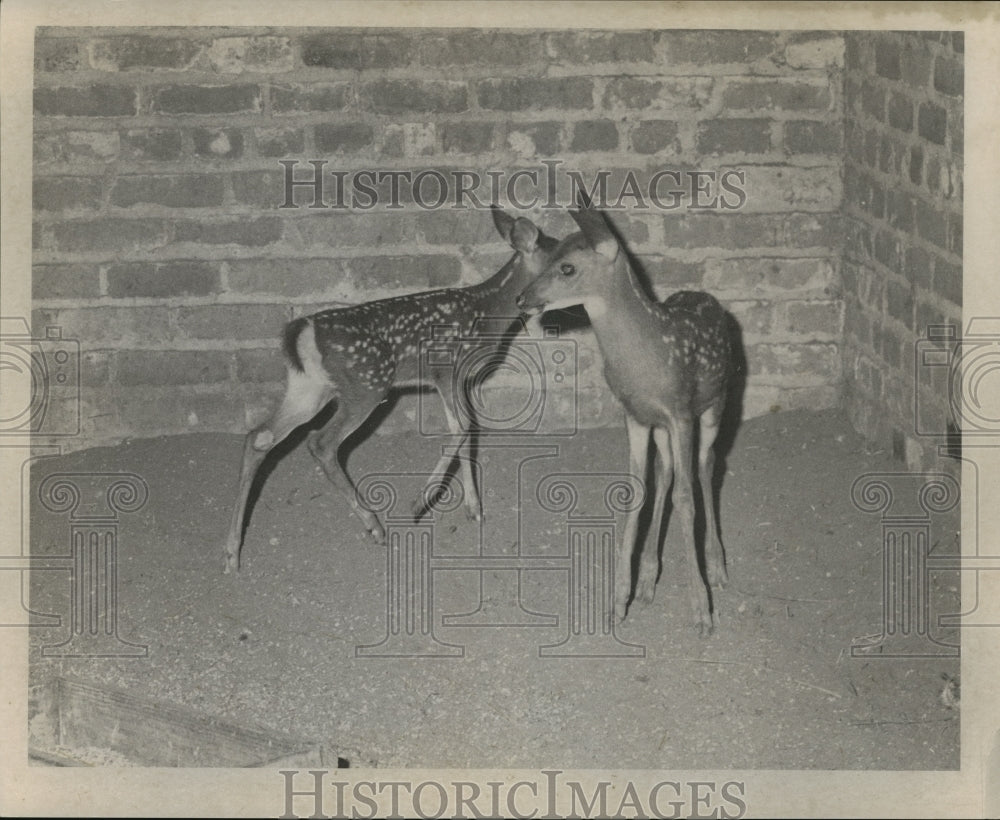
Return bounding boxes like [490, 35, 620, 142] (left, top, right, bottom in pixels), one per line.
[491, 205, 516, 243]
[570, 204, 619, 261]
[510, 217, 539, 253]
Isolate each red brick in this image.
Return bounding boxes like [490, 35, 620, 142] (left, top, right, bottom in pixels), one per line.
[638, 256, 703, 291]
[631, 120, 678, 155]
[151, 84, 261, 114]
[748, 342, 840, 380]
[173, 217, 283, 247]
[860, 81, 885, 120]
[416, 211, 496, 246]
[546, 31, 653, 63]
[106, 261, 221, 298]
[697, 118, 770, 155]
[301, 31, 414, 69]
[722, 80, 830, 112]
[887, 93, 914, 132]
[32, 264, 102, 300]
[885, 280, 914, 329]
[52, 218, 167, 252]
[206, 36, 293, 73]
[420, 31, 544, 66]
[121, 129, 182, 161]
[918, 102, 947, 145]
[255, 127, 304, 157]
[175, 303, 291, 341]
[726, 300, 774, 335]
[33, 177, 103, 211]
[602, 77, 712, 111]
[784, 120, 842, 154]
[704, 257, 834, 295]
[111, 174, 225, 208]
[271, 82, 350, 112]
[34, 130, 119, 164]
[933, 257, 962, 307]
[365, 80, 467, 114]
[662, 212, 840, 250]
[236, 348, 285, 383]
[118, 350, 231, 385]
[226, 258, 348, 296]
[232, 169, 286, 208]
[295, 212, 415, 247]
[505, 123, 562, 156]
[192, 127, 244, 159]
[314, 123, 373, 153]
[33, 305, 174, 344]
[570, 120, 619, 152]
[662, 31, 777, 64]
[89, 36, 202, 70]
[35, 85, 137, 117]
[441, 122, 494, 154]
[477, 77, 592, 111]
[347, 255, 462, 290]
[34, 37, 83, 72]
[874, 39, 901, 79]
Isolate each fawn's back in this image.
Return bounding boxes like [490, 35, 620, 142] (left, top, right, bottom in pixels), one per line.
[606, 290, 735, 425]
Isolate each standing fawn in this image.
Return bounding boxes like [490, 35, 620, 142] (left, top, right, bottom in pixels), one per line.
[224, 207, 559, 573]
[516, 200, 737, 634]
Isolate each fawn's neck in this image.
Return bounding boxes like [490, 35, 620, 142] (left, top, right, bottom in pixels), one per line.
[469, 255, 532, 313]
[586, 261, 664, 366]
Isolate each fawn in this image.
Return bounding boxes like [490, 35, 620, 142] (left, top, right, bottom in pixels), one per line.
[516, 200, 737, 635]
[224, 207, 560, 573]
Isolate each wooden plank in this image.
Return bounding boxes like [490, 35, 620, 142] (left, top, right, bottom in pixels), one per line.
[29, 677, 332, 767]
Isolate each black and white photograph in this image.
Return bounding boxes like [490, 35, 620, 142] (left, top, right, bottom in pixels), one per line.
[2, 1, 997, 816]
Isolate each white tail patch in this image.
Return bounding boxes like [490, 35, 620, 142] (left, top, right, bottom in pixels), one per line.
[295, 321, 327, 380]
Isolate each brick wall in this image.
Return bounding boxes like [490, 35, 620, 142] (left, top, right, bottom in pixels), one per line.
[32, 28, 845, 449]
[841, 31, 963, 471]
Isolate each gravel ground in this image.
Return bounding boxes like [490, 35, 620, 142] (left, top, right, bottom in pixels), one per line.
[28, 408, 960, 770]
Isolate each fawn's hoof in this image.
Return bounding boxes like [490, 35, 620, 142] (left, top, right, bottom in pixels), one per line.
[707, 562, 729, 589]
[633, 577, 656, 606]
[465, 505, 482, 522]
[369, 524, 386, 545]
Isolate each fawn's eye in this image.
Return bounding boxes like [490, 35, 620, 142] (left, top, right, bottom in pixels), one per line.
[560, 263, 575, 277]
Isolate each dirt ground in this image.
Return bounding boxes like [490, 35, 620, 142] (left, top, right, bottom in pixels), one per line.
[27, 407, 961, 770]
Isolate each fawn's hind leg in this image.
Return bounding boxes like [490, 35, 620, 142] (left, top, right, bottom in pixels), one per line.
[224, 368, 334, 572]
[698, 402, 728, 588]
[307, 389, 390, 544]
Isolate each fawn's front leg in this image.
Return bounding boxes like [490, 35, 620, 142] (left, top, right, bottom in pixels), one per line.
[615, 414, 651, 621]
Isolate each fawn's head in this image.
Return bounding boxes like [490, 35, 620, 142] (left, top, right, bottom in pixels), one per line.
[490, 206, 561, 285]
[515, 199, 624, 318]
